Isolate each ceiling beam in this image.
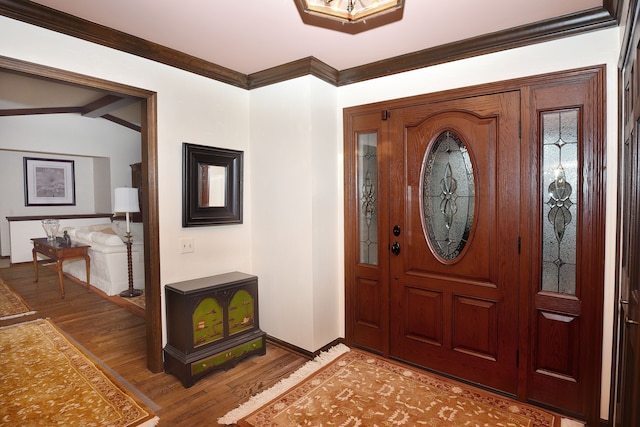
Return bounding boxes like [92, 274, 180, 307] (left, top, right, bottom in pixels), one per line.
[80, 94, 136, 118]
[102, 113, 141, 132]
[0, 106, 82, 116]
[0, 98, 141, 132]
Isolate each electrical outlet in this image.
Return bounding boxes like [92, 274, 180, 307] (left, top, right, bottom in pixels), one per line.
[180, 237, 194, 253]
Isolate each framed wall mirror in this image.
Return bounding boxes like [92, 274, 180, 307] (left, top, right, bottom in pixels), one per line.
[183, 142, 243, 226]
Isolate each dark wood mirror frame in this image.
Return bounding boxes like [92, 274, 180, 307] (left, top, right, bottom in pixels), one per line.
[182, 142, 243, 227]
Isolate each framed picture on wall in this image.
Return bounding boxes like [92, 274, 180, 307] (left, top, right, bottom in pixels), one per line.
[23, 157, 76, 206]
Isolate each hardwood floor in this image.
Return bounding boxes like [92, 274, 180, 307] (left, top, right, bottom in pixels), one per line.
[0, 263, 310, 426]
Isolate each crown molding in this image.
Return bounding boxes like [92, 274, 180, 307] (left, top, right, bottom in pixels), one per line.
[338, 6, 618, 85]
[0, 0, 248, 88]
[248, 56, 339, 90]
[0, 0, 620, 90]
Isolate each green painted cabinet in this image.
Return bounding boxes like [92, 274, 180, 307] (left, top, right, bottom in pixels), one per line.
[163, 272, 266, 387]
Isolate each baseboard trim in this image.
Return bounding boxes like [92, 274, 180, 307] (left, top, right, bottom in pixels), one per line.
[599, 417, 610, 427]
[265, 335, 345, 360]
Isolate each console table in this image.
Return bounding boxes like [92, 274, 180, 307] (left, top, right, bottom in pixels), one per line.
[32, 238, 90, 299]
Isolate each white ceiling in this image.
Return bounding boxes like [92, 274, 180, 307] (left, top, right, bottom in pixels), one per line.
[1, 0, 608, 126]
[31, 0, 602, 75]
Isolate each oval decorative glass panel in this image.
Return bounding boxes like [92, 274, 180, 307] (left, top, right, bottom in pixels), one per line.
[421, 130, 475, 261]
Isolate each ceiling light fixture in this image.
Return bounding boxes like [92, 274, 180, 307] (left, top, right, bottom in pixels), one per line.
[294, 0, 405, 34]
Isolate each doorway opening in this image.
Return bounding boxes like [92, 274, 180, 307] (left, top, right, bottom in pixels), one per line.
[0, 56, 162, 372]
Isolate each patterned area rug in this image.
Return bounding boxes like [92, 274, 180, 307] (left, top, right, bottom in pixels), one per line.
[222, 346, 558, 427]
[121, 293, 145, 310]
[0, 279, 35, 320]
[0, 319, 158, 426]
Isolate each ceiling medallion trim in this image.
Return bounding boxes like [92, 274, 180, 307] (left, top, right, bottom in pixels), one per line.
[293, 0, 405, 34]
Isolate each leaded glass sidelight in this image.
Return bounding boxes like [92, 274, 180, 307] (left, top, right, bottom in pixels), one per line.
[358, 133, 378, 265]
[541, 109, 578, 295]
[421, 130, 475, 262]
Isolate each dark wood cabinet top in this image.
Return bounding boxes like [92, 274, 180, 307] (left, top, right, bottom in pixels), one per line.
[166, 272, 257, 294]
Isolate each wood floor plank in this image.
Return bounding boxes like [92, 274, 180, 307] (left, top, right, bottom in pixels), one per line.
[0, 262, 570, 426]
[0, 263, 310, 427]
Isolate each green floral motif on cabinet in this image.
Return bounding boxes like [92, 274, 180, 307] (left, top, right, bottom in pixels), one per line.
[229, 289, 254, 335]
[193, 297, 224, 347]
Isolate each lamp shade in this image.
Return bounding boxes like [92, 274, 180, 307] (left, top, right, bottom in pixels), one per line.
[114, 187, 140, 213]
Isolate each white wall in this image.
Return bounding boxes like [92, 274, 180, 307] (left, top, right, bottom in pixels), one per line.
[309, 77, 342, 351]
[93, 157, 112, 214]
[0, 13, 621, 420]
[250, 76, 339, 351]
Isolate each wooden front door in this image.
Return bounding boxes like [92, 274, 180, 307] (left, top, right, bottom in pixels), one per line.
[617, 6, 640, 424]
[387, 92, 520, 394]
[344, 67, 605, 425]
[617, 91, 640, 425]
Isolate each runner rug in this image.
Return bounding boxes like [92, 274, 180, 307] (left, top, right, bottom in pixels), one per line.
[0, 319, 158, 426]
[0, 279, 35, 320]
[220, 345, 559, 427]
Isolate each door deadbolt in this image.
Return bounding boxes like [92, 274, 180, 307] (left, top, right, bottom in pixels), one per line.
[391, 241, 401, 255]
[393, 225, 401, 236]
